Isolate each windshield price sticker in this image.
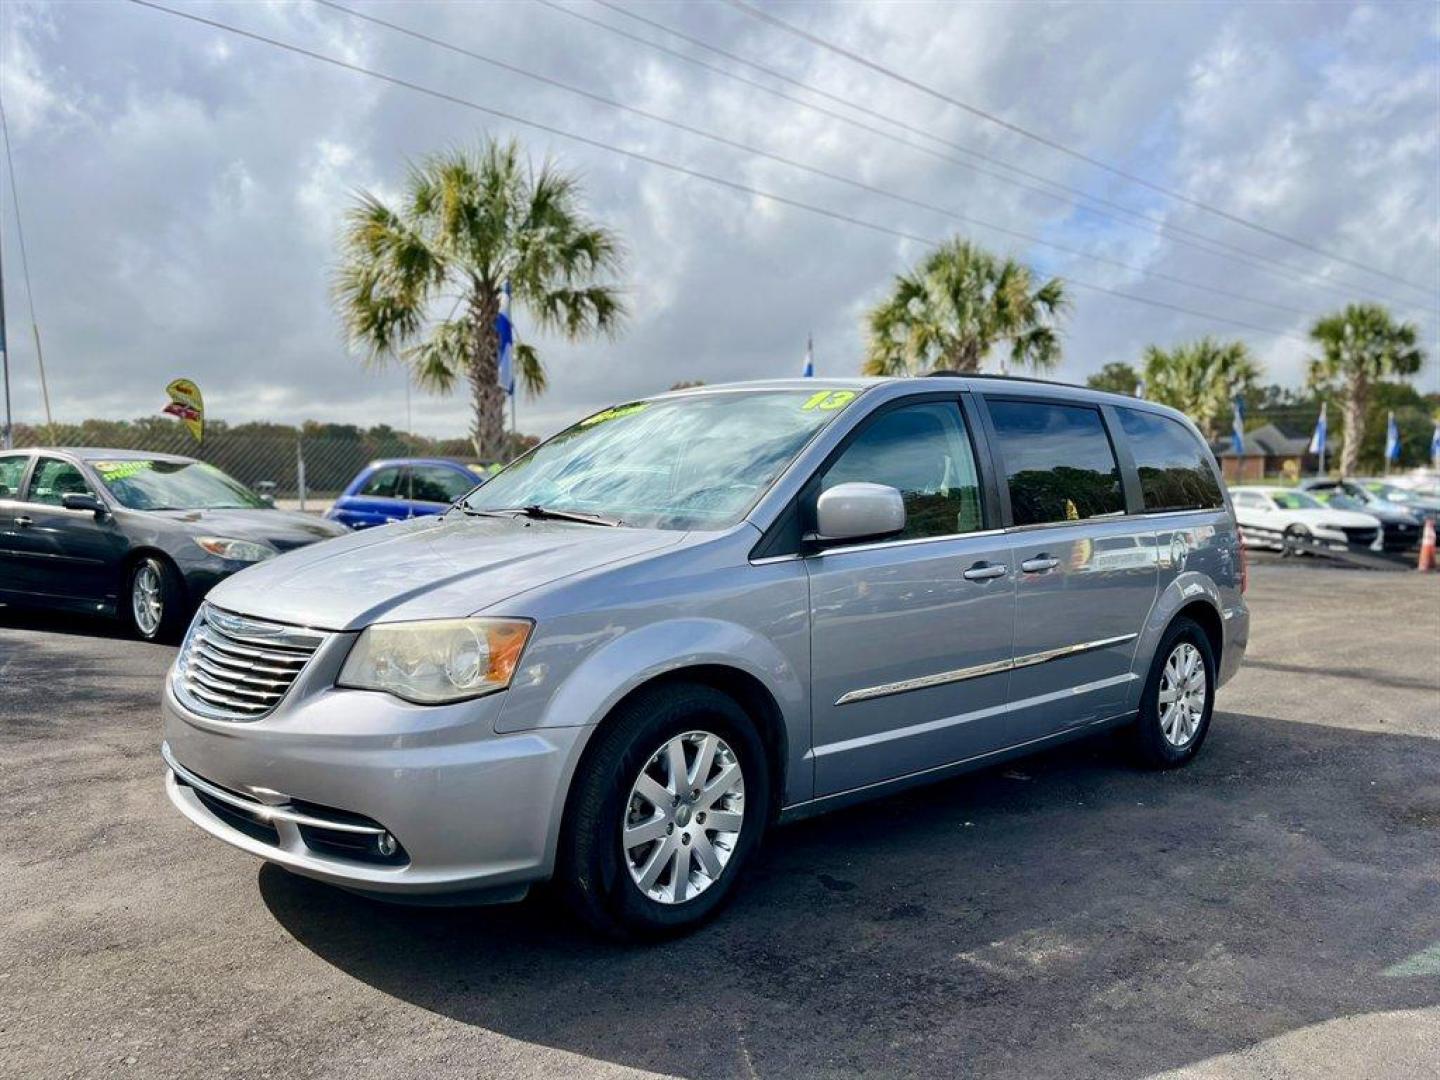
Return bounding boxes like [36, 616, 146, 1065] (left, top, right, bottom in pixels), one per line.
[801, 390, 856, 411]
[94, 460, 155, 482]
[579, 402, 649, 427]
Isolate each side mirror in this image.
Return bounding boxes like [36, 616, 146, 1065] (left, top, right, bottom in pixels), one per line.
[815, 482, 906, 544]
[62, 492, 107, 517]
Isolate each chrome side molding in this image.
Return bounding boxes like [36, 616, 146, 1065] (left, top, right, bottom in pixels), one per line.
[835, 632, 1139, 706]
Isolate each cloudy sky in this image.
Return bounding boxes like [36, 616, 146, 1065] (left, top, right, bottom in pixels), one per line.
[2, 0, 1437, 440]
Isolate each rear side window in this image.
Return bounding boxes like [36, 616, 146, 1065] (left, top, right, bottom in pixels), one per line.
[0, 456, 26, 498]
[358, 466, 401, 498]
[987, 399, 1125, 527]
[407, 466, 474, 504]
[1116, 408, 1224, 512]
[821, 401, 984, 539]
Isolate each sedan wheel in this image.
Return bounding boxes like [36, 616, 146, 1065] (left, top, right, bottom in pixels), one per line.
[132, 559, 165, 638]
[622, 731, 745, 905]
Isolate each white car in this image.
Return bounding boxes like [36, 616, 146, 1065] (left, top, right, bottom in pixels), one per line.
[1229, 486, 1383, 551]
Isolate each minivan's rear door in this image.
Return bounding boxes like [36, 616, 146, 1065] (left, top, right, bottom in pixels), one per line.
[980, 396, 1158, 739]
[805, 397, 1017, 797]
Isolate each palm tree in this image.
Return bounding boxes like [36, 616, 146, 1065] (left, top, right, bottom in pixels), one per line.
[1306, 303, 1424, 476]
[863, 238, 1067, 376]
[335, 139, 625, 460]
[1141, 337, 1261, 441]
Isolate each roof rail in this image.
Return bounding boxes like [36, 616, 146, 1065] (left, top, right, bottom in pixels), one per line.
[923, 370, 1083, 390]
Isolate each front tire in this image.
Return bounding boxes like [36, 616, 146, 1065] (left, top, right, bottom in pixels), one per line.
[1127, 617, 1216, 769]
[124, 555, 189, 643]
[558, 683, 771, 939]
[1281, 523, 1311, 557]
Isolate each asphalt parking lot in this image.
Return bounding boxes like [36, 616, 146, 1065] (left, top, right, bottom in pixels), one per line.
[2, 559, 1437, 1080]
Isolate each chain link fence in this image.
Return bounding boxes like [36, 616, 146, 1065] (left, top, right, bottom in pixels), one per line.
[7, 419, 537, 509]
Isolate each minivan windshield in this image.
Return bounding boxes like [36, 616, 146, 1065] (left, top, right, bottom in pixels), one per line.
[463, 388, 859, 530]
[92, 458, 270, 511]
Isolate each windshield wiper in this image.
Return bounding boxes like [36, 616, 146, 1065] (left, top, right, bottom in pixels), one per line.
[463, 504, 622, 527]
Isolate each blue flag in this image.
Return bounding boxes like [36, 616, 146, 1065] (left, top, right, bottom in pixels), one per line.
[495, 280, 514, 397]
[1431, 419, 1440, 464]
[1231, 396, 1245, 456]
[1308, 402, 1327, 456]
[1384, 410, 1400, 462]
[802, 334, 814, 378]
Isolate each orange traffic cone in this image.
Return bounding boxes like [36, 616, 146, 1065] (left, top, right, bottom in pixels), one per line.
[1419, 517, 1436, 573]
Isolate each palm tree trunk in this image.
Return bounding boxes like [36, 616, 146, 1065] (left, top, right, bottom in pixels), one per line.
[468, 294, 507, 461]
[1339, 376, 1366, 476]
[942, 339, 983, 373]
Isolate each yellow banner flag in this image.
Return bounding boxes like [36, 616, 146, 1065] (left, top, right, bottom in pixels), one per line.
[162, 378, 204, 443]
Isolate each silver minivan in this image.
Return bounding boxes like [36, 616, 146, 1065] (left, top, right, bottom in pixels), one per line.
[161, 376, 1249, 936]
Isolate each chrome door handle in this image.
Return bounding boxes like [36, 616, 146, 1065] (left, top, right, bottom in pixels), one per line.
[962, 562, 1007, 581]
[1021, 555, 1059, 573]
[14, 515, 33, 528]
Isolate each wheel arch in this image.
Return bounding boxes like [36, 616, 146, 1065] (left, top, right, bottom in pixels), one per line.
[561, 664, 790, 830]
[122, 546, 189, 601]
[1133, 573, 1227, 705]
[1174, 599, 1223, 668]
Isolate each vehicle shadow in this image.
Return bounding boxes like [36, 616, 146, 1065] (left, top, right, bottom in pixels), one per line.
[0, 603, 134, 642]
[259, 713, 1440, 1079]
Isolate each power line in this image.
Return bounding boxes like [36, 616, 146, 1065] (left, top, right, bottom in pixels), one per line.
[574, 0, 1436, 319]
[318, 0, 1320, 323]
[126, 0, 1312, 347]
[722, 0, 1437, 297]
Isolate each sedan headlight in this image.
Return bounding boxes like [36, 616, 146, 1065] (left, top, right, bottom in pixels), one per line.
[194, 536, 277, 562]
[337, 618, 533, 703]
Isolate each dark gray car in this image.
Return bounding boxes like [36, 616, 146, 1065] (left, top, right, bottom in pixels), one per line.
[0, 448, 347, 641]
[160, 377, 1249, 937]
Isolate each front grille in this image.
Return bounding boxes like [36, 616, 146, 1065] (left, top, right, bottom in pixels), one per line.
[1341, 526, 1379, 547]
[173, 604, 326, 720]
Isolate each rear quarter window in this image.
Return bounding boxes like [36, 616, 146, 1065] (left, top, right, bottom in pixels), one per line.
[1116, 408, 1224, 512]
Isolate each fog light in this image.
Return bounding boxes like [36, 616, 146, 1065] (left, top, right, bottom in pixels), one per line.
[376, 832, 398, 857]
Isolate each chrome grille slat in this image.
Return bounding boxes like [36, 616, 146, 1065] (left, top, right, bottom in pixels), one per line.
[189, 654, 294, 688]
[187, 668, 284, 701]
[194, 630, 312, 665]
[173, 605, 325, 721]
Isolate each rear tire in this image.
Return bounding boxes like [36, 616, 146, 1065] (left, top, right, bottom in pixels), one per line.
[123, 555, 189, 643]
[558, 683, 771, 939]
[1127, 616, 1216, 769]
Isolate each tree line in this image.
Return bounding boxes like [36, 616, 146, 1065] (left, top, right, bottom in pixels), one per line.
[333, 136, 1431, 480]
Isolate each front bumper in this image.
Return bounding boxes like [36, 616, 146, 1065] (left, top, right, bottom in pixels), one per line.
[161, 676, 587, 898]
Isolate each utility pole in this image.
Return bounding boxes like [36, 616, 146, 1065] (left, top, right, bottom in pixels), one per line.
[1, 225, 11, 450]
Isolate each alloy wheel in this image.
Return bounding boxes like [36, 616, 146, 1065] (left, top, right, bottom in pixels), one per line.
[1158, 642, 1206, 748]
[132, 561, 164, 637]
[622, 730, 745, 904]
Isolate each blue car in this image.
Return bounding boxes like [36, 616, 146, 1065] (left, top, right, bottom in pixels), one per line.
[327, 458, 489, 530]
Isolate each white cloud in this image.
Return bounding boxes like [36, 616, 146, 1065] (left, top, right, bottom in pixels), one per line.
[0, 0, 1435, 437]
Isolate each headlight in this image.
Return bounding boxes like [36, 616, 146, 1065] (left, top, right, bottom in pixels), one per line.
[194, 536, 276, 562]
[337, 618, 533, 703]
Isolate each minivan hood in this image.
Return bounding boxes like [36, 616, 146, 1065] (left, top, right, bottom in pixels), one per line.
[150, 507, 348, 550]
[204, 512, 685, 630]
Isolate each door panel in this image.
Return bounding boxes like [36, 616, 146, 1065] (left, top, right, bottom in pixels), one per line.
[983, 397, 1158, 735]
[808, 537, 1016, 794]
[803, 397, 1016, 796]
[0, 454, 32, 594]
[1007, 518, 1157, 733]
[11, 457, 126, 603]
